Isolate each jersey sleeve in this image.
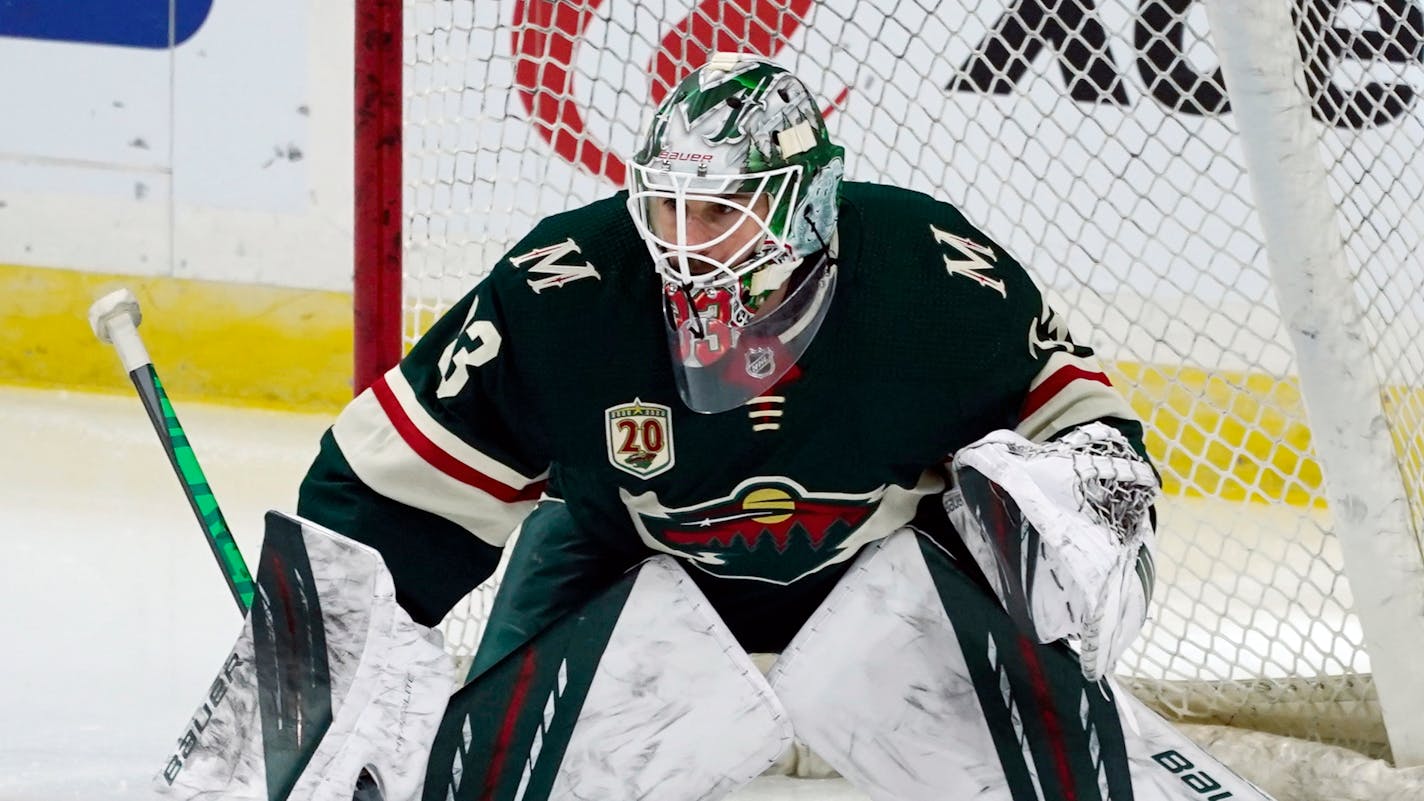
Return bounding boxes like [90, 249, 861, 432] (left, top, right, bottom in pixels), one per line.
[297, 269, 550, 624]
[1012, 295, 1145, 454]
[910, 191, 1148, 461]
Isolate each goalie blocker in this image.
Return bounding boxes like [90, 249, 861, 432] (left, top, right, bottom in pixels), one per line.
[157, 511, 791, 801]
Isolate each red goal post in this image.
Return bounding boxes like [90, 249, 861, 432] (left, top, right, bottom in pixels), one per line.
[351, 0, 1424, 790]
[354, 0, 404, 394]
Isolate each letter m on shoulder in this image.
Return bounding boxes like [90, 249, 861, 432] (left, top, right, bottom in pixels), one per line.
[931, 225, 1006, 298]
[511, 238, 600, 293]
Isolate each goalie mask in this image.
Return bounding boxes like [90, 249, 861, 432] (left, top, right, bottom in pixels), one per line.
[627, 52, 845, 413]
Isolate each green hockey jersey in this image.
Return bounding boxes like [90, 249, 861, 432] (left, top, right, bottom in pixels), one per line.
[298, 182, 1144, 635]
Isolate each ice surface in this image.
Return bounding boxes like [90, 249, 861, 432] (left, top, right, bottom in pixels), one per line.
[0, 386, 868, 800]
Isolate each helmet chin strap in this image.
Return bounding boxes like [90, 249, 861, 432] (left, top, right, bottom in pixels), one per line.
[803, 203, 830, 253]
[673, 282, 707, 338]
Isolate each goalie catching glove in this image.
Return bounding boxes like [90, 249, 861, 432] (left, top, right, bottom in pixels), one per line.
[946, 422, 1159, 681]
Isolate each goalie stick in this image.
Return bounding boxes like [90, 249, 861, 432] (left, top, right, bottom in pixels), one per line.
[88, 289, 381, 801]
[88, 288, 255, 612]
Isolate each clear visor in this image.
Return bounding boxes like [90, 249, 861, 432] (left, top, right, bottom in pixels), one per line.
[666, 257, 837, 413]
[627, 162, 803, 289]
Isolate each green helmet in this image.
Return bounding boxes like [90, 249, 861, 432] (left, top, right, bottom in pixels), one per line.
[626, 53, 846, 414]
[626, 52, 845, 305]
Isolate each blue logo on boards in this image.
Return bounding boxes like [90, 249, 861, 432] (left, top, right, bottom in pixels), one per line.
[0, 0, 214, 48]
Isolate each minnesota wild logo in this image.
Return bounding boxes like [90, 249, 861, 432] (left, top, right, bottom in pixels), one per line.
[605, 399, 675, 479]
[620, 478, 891, 584]
[635, 61, 781, 162]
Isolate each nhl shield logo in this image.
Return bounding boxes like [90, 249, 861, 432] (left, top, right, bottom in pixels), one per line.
[745, 346, 776, 379]
[606, 399, 675, 479]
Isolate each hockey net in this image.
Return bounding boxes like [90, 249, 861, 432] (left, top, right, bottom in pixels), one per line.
[364, 0, 1424, 793]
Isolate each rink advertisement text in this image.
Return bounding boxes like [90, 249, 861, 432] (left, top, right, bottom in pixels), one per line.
[955, 0, 1423, 128]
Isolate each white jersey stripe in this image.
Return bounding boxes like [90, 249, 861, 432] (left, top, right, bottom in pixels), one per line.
[331, 385, 539, 546]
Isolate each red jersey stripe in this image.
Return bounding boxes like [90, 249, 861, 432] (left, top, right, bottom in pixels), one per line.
[1020, 364, 1112, 421]
[372, 375, 546, 504]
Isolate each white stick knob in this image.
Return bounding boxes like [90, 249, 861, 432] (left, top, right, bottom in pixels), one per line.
[88, 288, 153, 373]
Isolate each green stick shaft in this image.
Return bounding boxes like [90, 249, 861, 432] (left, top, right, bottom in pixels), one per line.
[130, 364, 255, 613]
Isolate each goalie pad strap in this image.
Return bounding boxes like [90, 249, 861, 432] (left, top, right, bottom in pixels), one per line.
[251, 513, 334, 796]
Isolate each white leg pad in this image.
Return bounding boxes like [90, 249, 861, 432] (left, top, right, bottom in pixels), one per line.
[769, 529, 1277, 801]
[156, 512, 454, 801]
[430, 555, 795, 801]
[551, 557, 794, 801]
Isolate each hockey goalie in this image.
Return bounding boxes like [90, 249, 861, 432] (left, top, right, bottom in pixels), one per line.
[156, 53, 1280, 801]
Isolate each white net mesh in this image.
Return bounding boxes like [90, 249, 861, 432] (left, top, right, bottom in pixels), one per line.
[396, 0, 1424, 776]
